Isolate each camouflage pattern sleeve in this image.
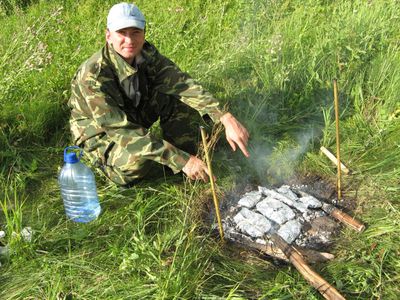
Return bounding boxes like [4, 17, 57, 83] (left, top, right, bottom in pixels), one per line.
[143, 43, 226, 123]
[70, 67, 191, 173]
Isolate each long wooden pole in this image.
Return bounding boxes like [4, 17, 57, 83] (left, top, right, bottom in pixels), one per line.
[333, 79, 342, 200]
[200, 126, 224, 241]
[271, 234, 346, 300]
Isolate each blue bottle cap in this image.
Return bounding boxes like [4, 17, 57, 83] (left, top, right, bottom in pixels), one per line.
[64, 146, 83, 163]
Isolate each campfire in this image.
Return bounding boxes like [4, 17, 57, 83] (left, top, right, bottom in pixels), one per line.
[223, 184, 340, 251]
[211, 180, 365, 300]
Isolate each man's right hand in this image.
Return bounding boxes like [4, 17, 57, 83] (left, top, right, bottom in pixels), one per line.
[182, 155, 211, 182]
[220, 112, 250, 158]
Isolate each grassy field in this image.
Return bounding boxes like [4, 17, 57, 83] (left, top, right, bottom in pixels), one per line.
[1, 0, 399, 299]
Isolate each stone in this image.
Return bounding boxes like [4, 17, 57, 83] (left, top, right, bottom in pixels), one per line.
[265, 186, 321, 214]
[233, 208, 272, 238]
[257, 186, 274, 197]
[256, 197, 296, 225]
[21, 227, 33, 242]
[277, 185, 299, 201]
[0, 231, 5, 239]
[258, 187, 298, 208]
[238, 191, 263, 208]
[0, 245, 9, 257]
[278, 219, 302, 244]
[290, 201, 309, 213]
[298, 195, 322, 208]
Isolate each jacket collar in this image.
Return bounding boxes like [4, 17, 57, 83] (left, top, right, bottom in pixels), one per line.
[105, 43, 145, 83]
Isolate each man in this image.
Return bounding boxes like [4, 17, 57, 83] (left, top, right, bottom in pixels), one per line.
[68, 2, 249, 186]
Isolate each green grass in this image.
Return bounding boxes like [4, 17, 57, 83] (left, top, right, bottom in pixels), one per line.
[1, 0, 400, 299]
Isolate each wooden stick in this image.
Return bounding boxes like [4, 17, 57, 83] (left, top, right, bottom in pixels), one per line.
[292, 246, 335, 263]
[271, 233, 346, 300]
[320, 146, 350, 174]
[296, 190, 365, 233]
[227, 229, 335, 264]
[200, 126, 224, 241]
[322, 203, 365, 232]
[333, 79, 342, 200]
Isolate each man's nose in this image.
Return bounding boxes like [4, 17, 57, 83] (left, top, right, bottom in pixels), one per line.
[125, 34, 135, 43]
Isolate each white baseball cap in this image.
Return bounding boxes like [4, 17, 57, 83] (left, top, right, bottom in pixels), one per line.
[107, 3, 146, 31]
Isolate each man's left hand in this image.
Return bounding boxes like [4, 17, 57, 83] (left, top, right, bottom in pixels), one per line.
[220, 112, 250, 157]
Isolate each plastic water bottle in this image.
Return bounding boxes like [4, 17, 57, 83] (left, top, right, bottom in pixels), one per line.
[58, 146, 101, 223]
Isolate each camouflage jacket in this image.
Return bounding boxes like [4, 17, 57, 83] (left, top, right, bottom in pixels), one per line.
[68, 41, 224, 173]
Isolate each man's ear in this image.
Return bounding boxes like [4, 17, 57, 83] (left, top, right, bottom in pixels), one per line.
[105, 29, 111, 44]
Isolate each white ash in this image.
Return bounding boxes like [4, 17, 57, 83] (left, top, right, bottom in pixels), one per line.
[303, 209, 326, 222]
[222, 184, 339, 248]
[296, 216, 339, 248]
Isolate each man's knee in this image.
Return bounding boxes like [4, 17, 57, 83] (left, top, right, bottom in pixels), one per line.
[82, 141, 151, 186]
[105, 145, 152, 185]
[101, 163, 149, 186]
[157, 97, 206, 154]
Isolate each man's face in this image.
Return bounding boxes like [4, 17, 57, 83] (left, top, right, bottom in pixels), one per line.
[106, 27, 145, 65]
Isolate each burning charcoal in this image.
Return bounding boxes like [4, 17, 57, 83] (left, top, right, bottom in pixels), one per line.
[221, 220, 237, 238]
[298, 195, 322, 209]
[222, 216, 236, 228]
[224, 229, 257, 246]
[299, 216, 339, 248]
[238, 191, 263, 208]
[277, 219, 302, 244]
[233, 208, 272, 238]
[256, 197, 296, 225]
[277, 185, 299, 201]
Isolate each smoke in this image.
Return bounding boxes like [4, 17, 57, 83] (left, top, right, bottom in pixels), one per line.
[246, 126, 320, 186]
